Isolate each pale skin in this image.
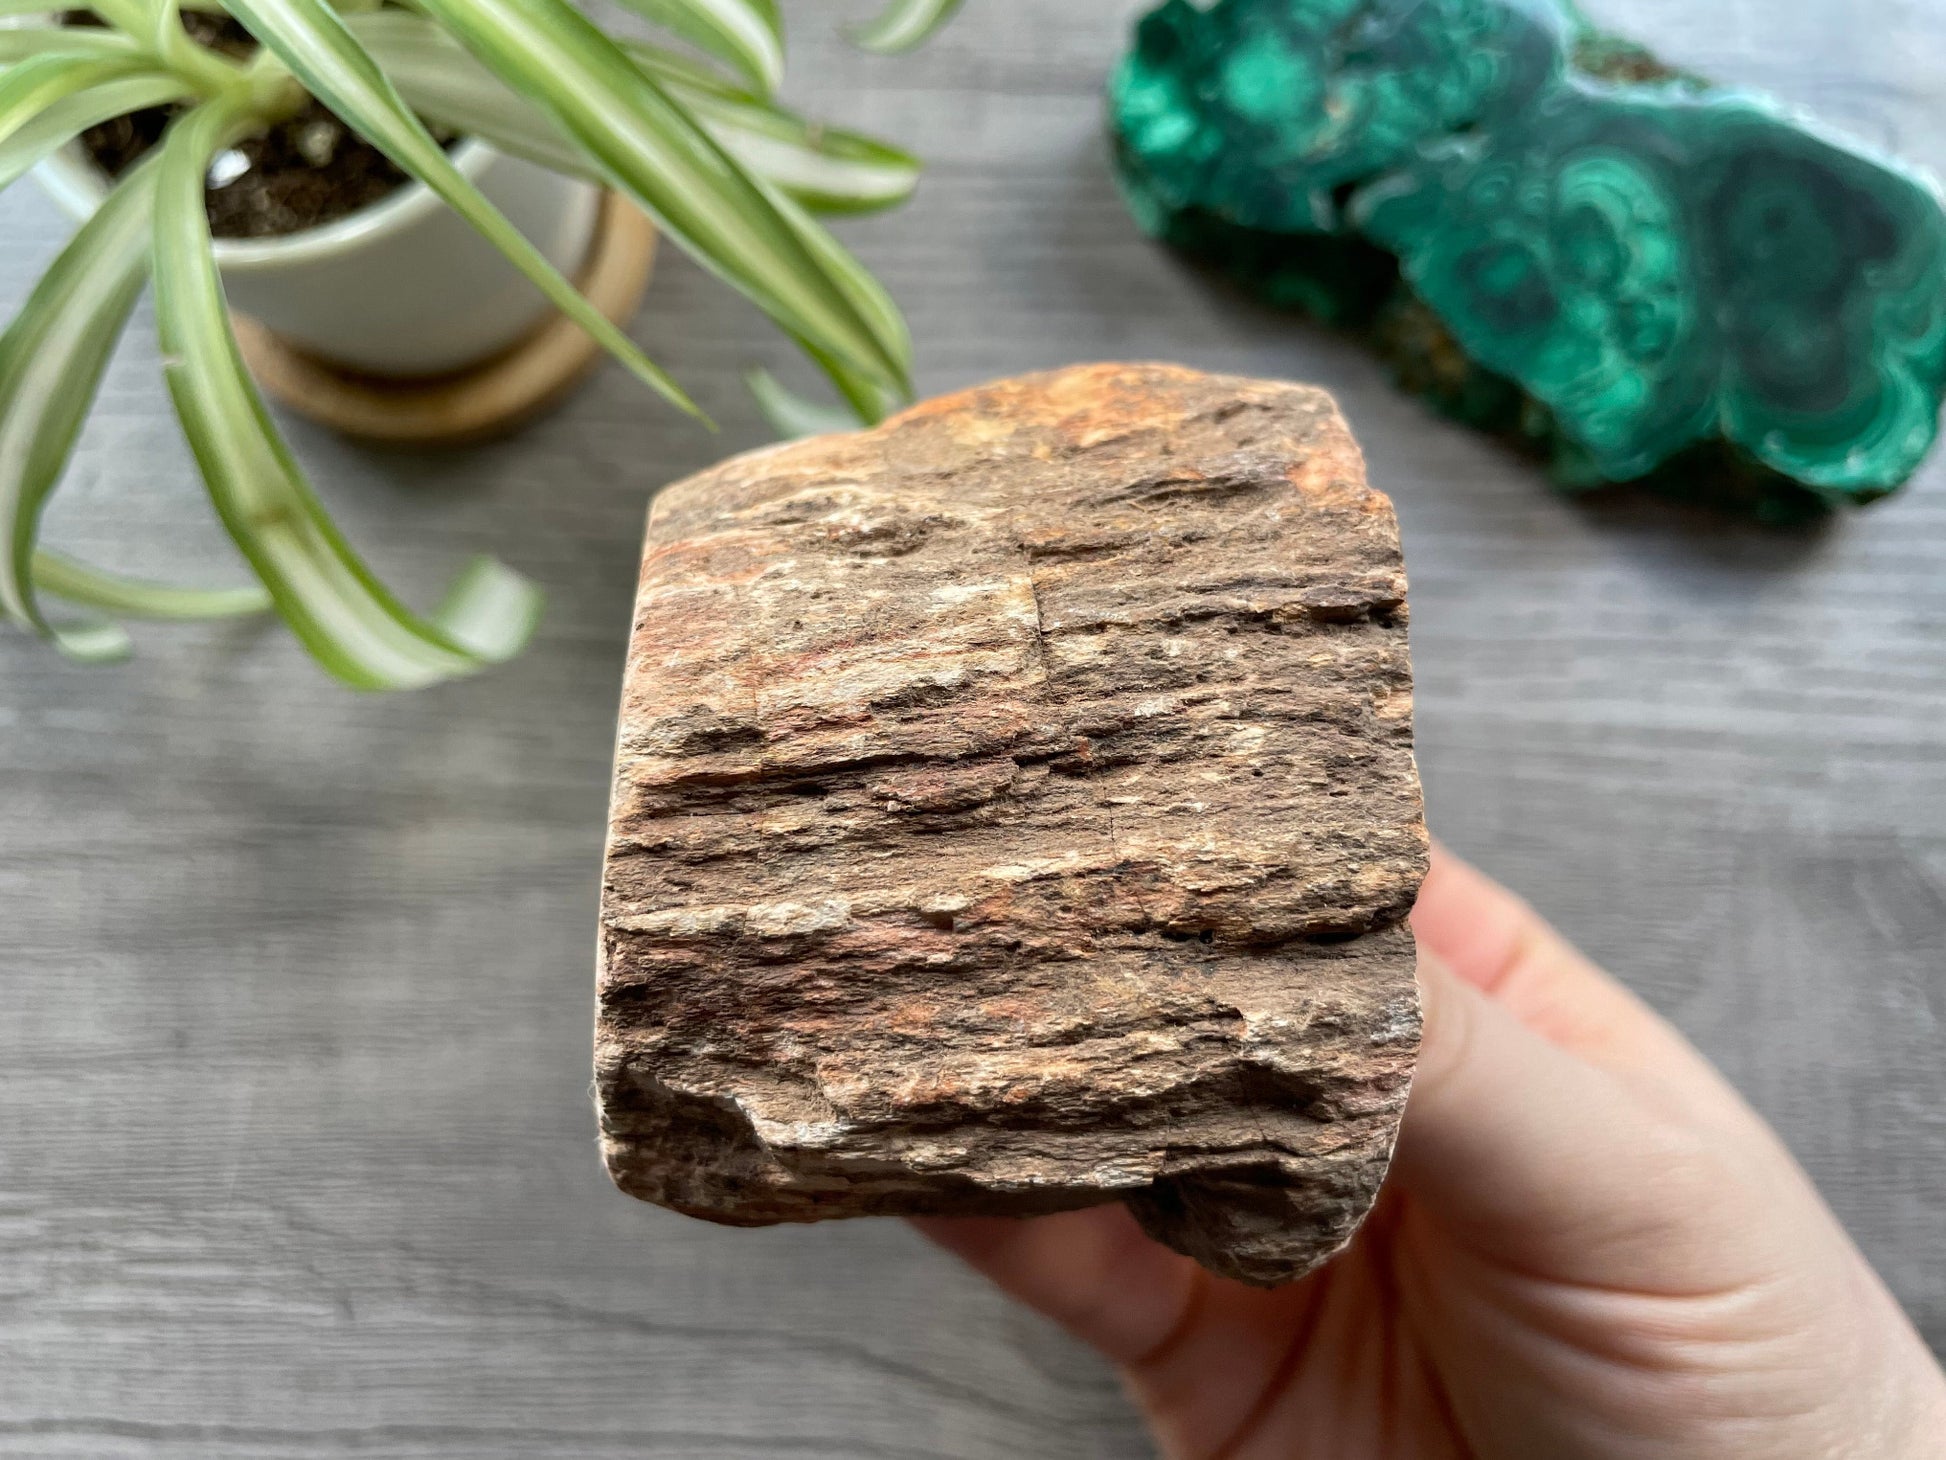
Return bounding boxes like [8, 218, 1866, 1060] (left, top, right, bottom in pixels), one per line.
[916, 847, 1946, 1459]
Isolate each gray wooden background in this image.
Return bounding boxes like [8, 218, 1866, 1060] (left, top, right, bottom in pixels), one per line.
[4, 1, 1943, 1455]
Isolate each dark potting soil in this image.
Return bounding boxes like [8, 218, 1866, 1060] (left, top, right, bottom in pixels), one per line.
[68, 9, 451, 239]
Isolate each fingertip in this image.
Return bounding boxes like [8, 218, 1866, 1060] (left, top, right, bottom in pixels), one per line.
[1398, 955, 1633, 1234]
[1411, 842, 1547, 995]
[1406, 948, 1489, 1123]
[910, 1205, 1203, 1366]
[1400, 949, 1794, 1296]
[1412, 842, 1676, 1066]
[909, 1214, 1022, 1265]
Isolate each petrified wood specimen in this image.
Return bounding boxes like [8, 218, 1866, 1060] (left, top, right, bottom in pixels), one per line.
[597, 364, 1427, 1287]
[1112, 0, 1946, 520]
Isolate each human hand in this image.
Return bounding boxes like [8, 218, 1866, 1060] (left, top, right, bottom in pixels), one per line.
[916, 847, 1946, 1458]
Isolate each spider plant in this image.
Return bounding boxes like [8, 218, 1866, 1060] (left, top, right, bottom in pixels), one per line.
[0, 0, 955, 687]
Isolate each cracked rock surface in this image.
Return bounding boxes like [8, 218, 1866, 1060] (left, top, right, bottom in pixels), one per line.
[597, 363, 1428, 1286]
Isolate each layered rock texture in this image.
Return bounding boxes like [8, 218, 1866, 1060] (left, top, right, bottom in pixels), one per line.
[597, 364, 1427, 1286]
[1112, 0, 1946, 521]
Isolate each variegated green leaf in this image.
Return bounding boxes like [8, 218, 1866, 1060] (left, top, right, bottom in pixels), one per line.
[223, 0, 704, 419]
[351, 12, 919, 215]
[40, 615, 131, 662]
[0, 53, 147, 147]
[0, 158, 153, 657]
[408, 0, 909, 394]
[763, 183, 912, 384]
[0, 70, 188, 191]
[429, 554, 544, 661]
[852, 0, 964, 54]
[151, 98, 540, 689]
[621, 36, 752, 99]
[34, 549, 272, 618]
[678, 88, 918, 214]
[0, 0, 108, 14]
[745, 367, 866, 438]
[794, 337, 899, 423]
[612, 0, 782, 98]
[345, 11, 587, 175]
[0, 27, 142, 63]
[77, 0, 160, 38]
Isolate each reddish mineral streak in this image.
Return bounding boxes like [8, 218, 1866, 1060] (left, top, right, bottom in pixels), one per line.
[596, 363, 1428, 1286]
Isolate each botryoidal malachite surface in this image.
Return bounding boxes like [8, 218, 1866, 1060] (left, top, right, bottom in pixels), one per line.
[1110, 0, 1946, 518]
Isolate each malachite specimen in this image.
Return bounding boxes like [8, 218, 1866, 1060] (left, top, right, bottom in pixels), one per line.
[1110, 0, 1946, 519]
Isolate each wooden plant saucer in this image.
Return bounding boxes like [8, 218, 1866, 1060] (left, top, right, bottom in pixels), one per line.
[232, 191, 657, 447]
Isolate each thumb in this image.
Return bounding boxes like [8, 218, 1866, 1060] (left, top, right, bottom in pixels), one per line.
[1394, 951, 1757, 1293]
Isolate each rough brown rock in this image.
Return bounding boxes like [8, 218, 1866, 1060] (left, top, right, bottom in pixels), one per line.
[596, 363, 1428, 1286]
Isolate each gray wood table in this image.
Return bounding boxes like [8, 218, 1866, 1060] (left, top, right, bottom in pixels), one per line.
[4, 1, 1942, 1454]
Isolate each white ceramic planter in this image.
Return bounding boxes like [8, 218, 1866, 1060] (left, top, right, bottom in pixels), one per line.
[36, 138, 602, 377]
